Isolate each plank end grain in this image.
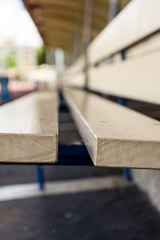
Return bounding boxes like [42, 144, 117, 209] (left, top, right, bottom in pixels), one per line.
[0, 89, 58, 163]
[64, 87, 160, 169]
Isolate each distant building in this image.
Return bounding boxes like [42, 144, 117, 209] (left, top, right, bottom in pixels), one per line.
[0, 39, 37, 70]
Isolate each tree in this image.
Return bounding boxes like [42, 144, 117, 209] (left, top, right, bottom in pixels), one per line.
[37, 45, 46, 65]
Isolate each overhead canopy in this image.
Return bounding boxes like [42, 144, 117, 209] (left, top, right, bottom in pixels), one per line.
[22, 0, 130, 55]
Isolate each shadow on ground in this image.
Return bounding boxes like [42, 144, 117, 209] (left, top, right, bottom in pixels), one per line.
[0, 186, 159, 240]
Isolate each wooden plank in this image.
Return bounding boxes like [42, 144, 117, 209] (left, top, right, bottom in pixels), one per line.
[65, 56, 84, 76]
[64, 57, 85, 87]
[88, 0, 160, 65]
[89, 50, 160, 105]
[108, 32, 160, 64]
[63, 87, 160, 169]
[126, 32, 160, 60]
[0, 90, 58, 163]
[65, 72, 85, 88]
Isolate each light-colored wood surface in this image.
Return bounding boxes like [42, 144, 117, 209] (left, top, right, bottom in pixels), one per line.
[0, 90, 58, 163]
[126, 32, 160, 60]
[64, 57, 85, 87]
[65, 72, 85, 88]
[63, 87, 160, 169]
[66, 56, 84, 76]
[88, 0, 160, 65]
[89, 50, 160, 105]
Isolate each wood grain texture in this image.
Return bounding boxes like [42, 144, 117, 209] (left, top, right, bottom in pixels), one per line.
[88, 0, 160, 65]
[63, 87, 160, 169]
[0, 90, 58, 163]
[89, 50, 160, 105]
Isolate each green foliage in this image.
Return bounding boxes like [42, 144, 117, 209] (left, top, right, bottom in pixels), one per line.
[4, 51, 17, 69]
[37, 45, 46, 65]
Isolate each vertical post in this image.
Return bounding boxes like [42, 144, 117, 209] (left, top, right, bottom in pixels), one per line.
[106, 0, 119, 65]
[68, 2, 83, 67]
[71, 4, 83, 65]
[82, 0, 94, 89]
[108, 0, 119, 22]
[0, 76, 10, 102]
[36, 165, 44, 190]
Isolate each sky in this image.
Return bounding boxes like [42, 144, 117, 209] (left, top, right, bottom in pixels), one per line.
[0, 0, 42, 47]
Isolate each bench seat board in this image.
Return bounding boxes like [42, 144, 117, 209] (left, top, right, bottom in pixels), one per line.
[0, 89, 58, 163]
[88, 0, 160, 65]
[63, 87, 160, 169]
[89, 50, 160, 105]
[126, 32, 160, 60]
[65, 72, 85, 88]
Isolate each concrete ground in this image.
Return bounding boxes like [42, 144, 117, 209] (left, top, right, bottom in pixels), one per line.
[0, 165, 160, 240]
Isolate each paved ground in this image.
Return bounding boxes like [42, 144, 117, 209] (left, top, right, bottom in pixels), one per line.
[0, 165, 121, 186]
[0, 166, 160, 240]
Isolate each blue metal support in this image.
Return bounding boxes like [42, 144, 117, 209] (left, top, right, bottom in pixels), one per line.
[119, 49, 132, 181]
[0, 76, 10, 102]
[36, 165, 44, 190]
[118, 97, 126, 106]
[123, 168, 132, 181]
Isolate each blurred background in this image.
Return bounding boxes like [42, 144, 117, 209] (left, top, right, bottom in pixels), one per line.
[0, 0, 58, 99]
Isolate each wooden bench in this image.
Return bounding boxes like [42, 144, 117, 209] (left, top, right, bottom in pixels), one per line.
[1, 0, 159, 168]
[0, 89, 58, 163]
[63, 0, 160, 169]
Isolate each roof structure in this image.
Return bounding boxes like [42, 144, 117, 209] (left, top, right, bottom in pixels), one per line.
[22, 0, 130, 56]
